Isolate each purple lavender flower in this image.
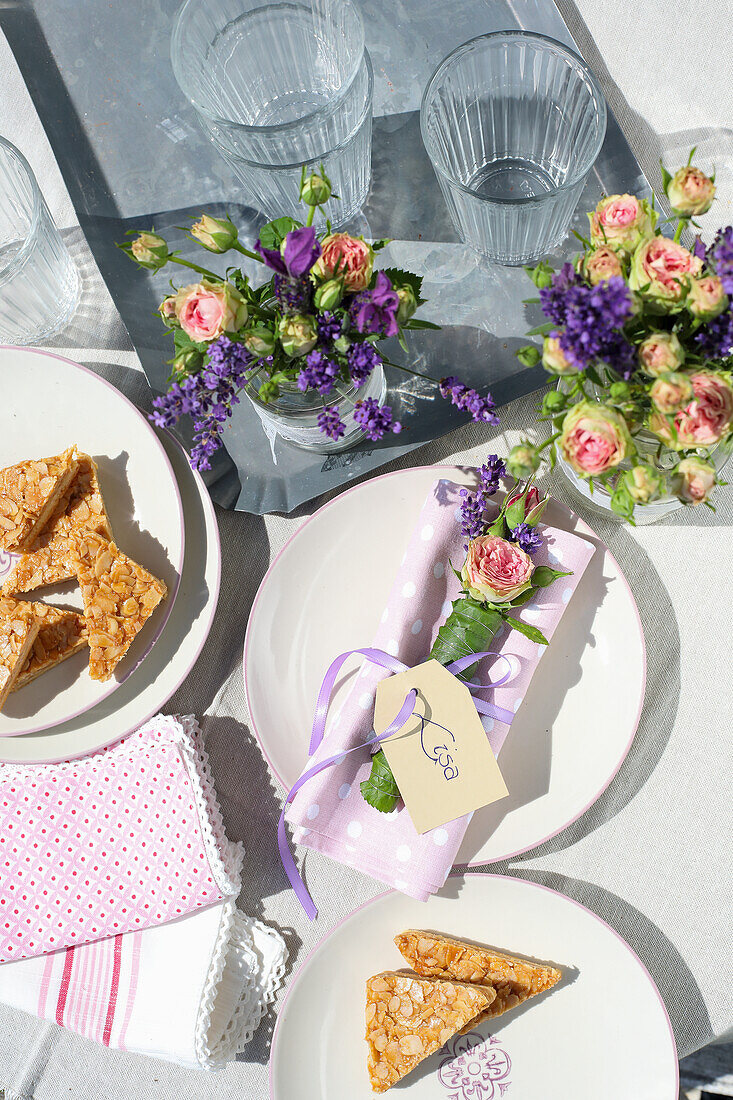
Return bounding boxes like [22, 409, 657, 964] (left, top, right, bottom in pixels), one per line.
[347, 341, 382, 386]
[707, 226, 733, 295]
[255, 226, 321, 278]
[548, 276, 634, 371]
[297, 349, 340, 395]
[694, 306, 733, 359]
[439, 377, 500, 425]
[354, 397, 402, 441]
[458, 488, 488, 545]
[317, 405, 346, 441]
[273, 273, 313, 315]
[478, 455, 506, 495]
[510, 522, 543, 556]
[350, 272, 400, 337]
[538, 262, 582, 326]
[317, 311, 343, 344]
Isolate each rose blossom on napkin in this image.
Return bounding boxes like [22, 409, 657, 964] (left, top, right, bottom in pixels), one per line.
[0, 716, 286, 1068]
[286, 478, 596, 900]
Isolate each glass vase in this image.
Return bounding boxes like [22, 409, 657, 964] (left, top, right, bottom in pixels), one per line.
[244, 361, 385, 452]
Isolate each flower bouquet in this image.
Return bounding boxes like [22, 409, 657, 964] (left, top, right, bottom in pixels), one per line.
[120, 170, 498, 468]
[514, 155, 733, 519]
[360, 463, 571, 812]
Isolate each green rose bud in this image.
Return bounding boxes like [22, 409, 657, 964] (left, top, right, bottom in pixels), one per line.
[624, 464, 663, 504]
[516, 344, 541, 368]
[687, 275, 728, 321]
[129, 231, 169, 270]
[277, 313, 318, 357]
[313, 279, 344, 311]
[666, 165, 716, 217]
[542, 334, 576, 375]
[609, 381, 632, 402]
[507, 442, 540, 480]
[525, 260, 554, 289]
[542, 389, 567, 415]
[190, 213, 238, 253]
[637, 331, 685, 376]
[244, 326, 277, 356]
[159, 295, 179, 326]
[395, 284, 418, 324]
[169, 345, 203, 379]
[671, 456, 717, 505]
[300, 172, 332, 207]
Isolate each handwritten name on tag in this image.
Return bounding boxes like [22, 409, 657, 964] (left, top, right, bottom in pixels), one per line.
[373, 659, 508, 835]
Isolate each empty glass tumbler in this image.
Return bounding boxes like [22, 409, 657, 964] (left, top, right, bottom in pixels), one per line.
[171, 0, 373, 228]
[0, 137, 79, 344]
[421, 32, 607, 265]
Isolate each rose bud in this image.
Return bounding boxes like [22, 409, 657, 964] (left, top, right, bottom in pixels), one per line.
[671, 456, 717, 505]
[312, 233, 374, 291]
[190, 213, 238, 253]
[300, 171, 332, 207]
[589, 195, 656, 255]
[582, 246, 624, 285]
[506, 482, 542, 513]
[461, 535, 535, 604]
[277, 314, 318, 357]
[542, 389, 567, 415]
[542, 334, 576, 375]
[650, 372, 694, 415]
[629, 237, 702, 313]
[507, 443, 540, 480]
[129, 231, 169, 269]
[169, 345, 203, 378]
[649, 370, 733, 449]
[159, 295, 179, 324]
[244, 326, 277, 356]
[687, 275, 728, 321]
[395, 284, 418, 324]
[177, 281, 248, 342]
[638, 331, 685, 376]
[609, 380, 632, 402]
[623, 464, 663, 504]
[313, 278, 344, 311]
[666, 166, 716, 217]
[560, 402, 633, 477]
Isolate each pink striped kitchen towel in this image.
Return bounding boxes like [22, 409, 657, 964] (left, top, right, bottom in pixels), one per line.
[0, 716, 286, 1067]
[286, 478, 596, 900]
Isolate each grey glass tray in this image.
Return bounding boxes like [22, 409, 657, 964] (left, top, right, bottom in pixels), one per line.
[2, 0, 651, 514]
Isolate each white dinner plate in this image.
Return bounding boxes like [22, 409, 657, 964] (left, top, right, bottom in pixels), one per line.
[245, 465, 645, 864]
[269, 874, 677, 1100]
[0, 415, 221, 763]
[0, 347, 184, 736]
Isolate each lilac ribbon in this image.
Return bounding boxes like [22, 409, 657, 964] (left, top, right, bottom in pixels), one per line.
[278, 648, 517, 920]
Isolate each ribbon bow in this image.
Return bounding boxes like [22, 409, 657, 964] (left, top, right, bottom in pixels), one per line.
[278, 648, 516, 919]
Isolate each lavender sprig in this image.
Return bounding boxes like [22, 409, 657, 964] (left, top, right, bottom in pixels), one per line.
[510, 522, 543, 556]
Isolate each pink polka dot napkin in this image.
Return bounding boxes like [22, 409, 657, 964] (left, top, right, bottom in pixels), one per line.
[0, 715, 241, 963]
[286, 478, 596, 901]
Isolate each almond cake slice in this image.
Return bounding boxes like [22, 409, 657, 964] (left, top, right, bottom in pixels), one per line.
[394, 929, 562, 1026]
[0, 600, 40, 711]
[0, 598, 88, 691]
[0, 447, 79, 552]
[365, 970, 495, 1093]
[2, 451, 112, 595]
[71, 532, 166, 682]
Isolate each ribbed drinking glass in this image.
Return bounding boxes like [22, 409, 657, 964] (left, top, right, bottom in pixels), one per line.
[421, 32, 607, 265]
[171, 0, 373, 228]
[0, 137, 79, 344]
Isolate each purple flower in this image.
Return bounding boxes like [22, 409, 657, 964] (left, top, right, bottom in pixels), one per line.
[346, 341, 382, 386]
[350, 272, 400, 337]
[478, 455, 506, 495]
[510, 522, 543, 556]
[539, 262, 582, 326]
[694, 306, 733, 359]
[297, 350, 340, 395]
[317, 405, 346, 441]
[273, 273, 313, 315]
[354, 397, 402, 441]
[255, 226, 321, 278]
[439, 377, 500, 425]
[458, 488, 488, 545]
[545, 275, 634, 372]
[707, 225, 733, 295]
[317, 311, 343, 344]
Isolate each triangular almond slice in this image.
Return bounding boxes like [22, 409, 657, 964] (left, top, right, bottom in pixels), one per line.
[2, 451, 112, 595]
[395, 929, 561, 1026]
[0, 447, 79, 552]
[0, 598, 87, 691]
[366, 970, 495, 1093]
[0, 600, 40, 711]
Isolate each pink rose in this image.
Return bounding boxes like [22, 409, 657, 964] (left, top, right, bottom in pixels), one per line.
[650, 372, 693, 415]
[583, 246, 624, 285]
[461, 535, 534, 604]
[629, 237, 702, 311]
[560, 401, 633, 476]
[688, 275, 727, 320]
[589, 195, 656, 254]
[667, 166, 716, 216]
[176, 281, 248, 343]
[638, 331, 685, 376]
[672, 457, 716, 504]
[673, 370, 733, 447]
[542, 334, 575, 374]
[312, 233, 374, 292]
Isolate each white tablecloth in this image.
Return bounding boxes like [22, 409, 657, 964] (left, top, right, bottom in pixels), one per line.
[0, 2, 731, 1096]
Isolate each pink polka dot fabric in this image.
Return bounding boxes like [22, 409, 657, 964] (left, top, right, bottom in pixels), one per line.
[0, 715, 237, 963]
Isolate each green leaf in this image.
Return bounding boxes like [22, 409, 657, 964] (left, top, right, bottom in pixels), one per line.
[524, 260, 554, 289]
[504, 497, 527, 528]
[379, 268, 424, 303]
[659, 162, 673, 191]
[258, 216, 303, 249]
[525, 321, 556, 337]
[524, 497, 549, 527]
[360, 750, 401, 813]
[404, 318, 441, 330]
[503, 613, 549, 645]
[508, 587, 536, 607]
[430, 597, 504, 682]
[371, 238, 391, 252]
[531, 566, 572, 588]
[487, 515, 507, 538]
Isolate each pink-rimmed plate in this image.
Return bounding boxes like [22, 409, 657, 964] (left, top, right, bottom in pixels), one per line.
[244, 464, 645, 865]
[269, 873, 677, 1099]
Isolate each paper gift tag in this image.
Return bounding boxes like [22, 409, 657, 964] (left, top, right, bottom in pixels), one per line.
[373, 659, 508, 834]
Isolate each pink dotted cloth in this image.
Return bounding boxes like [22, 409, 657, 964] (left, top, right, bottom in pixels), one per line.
[0, 715, 239, 963]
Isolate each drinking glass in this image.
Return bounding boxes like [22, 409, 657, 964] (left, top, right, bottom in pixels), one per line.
[0, 137, 80, 344]
[171, 0, 373, 228]
[420, 31, 607, 265]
